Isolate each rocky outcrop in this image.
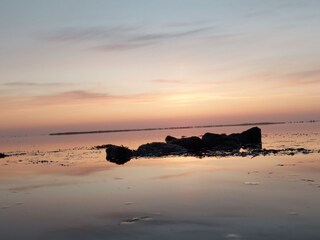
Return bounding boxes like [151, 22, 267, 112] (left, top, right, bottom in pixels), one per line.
[165, 136, 205, 152]
[105, 145, 133, 165]
[101, 127, 263, 164]
[239, 127, 262, 147]
[137, 142, 187, 157]
[165, 135, 177, 143]
[0, 153, 7, 158]
[203, 127, 261, 150]
[202, 133, 240, 151]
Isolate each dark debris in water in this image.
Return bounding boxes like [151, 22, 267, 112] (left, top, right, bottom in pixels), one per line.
[30, 160, 54, 164]
[277, 164, 296, 167]
[301, 179, 315, 183]
[199, 147, 315, 158]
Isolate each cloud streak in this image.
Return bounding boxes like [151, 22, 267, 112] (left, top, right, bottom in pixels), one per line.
[30, 90, 165, 106]
[33, 90, 112, 105]
[3, 81, 65, 87]
[285, 69, 320, 85]
[1, 88, 224, 109]
[257, 68, 320, 88]
[149, 79, 187, 84]
[130, 26, 214, 42]
[42, 24, 215, 51]
[93, 42, 156, 52]
[43, 26, 140, 42]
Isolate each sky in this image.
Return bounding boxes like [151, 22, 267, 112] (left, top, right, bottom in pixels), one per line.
[1, 0, 320, 135]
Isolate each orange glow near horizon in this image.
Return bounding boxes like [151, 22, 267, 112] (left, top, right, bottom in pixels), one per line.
[1, 82, 320, 134]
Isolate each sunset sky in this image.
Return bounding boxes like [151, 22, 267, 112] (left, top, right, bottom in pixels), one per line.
[1, 0, 320, 135]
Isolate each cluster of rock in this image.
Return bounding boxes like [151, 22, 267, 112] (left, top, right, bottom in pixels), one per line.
[100, 127, 262, 164]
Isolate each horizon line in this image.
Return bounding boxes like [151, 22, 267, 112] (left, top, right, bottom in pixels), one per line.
[49, 121, 290, 136]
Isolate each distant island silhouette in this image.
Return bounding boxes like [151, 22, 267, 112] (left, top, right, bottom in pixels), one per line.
[49, 121, 287, 136]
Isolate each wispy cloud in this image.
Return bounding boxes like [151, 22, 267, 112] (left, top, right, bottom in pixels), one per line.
[96, 26, 215, 52]
[42, 26, 140, 42]
[167, 20, 213, 28]
[237, 68, 320, 89]
[93, 42, 156, 52]
[262, 68, 320, 88]
[149, 79, 187, 84]
[3, 81, 65, 87]
[33, 90, 111, 105]
[1, 86, 259, 111]
[285, 69, 320, 85]
[30, 90, 164, 106]
[130, 26, 214, 42]
[42, 24, 215, 52]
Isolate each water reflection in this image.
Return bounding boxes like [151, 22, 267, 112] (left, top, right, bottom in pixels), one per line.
[0, 123, 320, 240]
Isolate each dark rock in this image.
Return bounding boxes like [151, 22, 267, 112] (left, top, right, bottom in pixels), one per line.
[215, 141, 241, 151]
[0, 153, 7, 158]
[105, 145, 133, 165]
[165, 135, 177, 143]
[202, 127, 262, 150]
[100, 125, 315, 163]
[202, 133, 240, 151]
[101, 127, 271, 163]
[137, 142, 187, 157]
[228, 133, 240, 142]
[239, 127, 262, 147]
[166, 136, 205, 152]
[202, 133, 227, 145]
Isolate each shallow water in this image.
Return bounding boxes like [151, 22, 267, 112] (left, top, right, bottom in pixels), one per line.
[0, 122, 320, 240]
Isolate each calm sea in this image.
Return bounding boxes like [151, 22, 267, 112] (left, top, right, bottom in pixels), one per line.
[0, 122, 319, 240]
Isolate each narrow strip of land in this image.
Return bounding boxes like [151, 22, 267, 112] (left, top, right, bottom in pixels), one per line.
[49, 121, 286, 136]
